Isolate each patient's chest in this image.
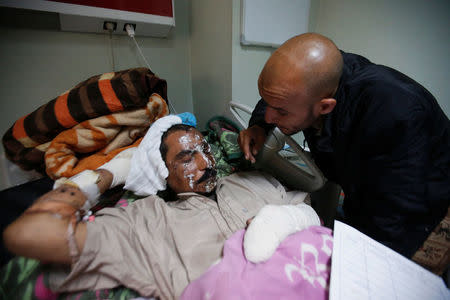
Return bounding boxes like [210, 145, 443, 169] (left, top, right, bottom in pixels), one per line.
[164, 198, 232, 296]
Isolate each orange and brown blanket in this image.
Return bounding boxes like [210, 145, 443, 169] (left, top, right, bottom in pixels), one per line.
[2, 68, 169, 179]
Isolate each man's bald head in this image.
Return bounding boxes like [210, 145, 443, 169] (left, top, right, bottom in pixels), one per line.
[258, 33, 343, 135]
[259, 33, 343, 102]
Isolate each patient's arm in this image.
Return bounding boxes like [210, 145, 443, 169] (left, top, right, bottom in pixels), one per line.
[52, 147, 135, 209]
[3, 169, 113, 265]
[244, 203, 320, 263]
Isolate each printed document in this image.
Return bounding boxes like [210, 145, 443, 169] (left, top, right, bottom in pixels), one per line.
[330, 221, 449, 300]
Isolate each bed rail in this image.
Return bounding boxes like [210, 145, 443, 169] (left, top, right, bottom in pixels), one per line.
[229, 101, 325, 192]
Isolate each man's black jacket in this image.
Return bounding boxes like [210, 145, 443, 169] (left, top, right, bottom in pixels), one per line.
[249, 51, 450, 257]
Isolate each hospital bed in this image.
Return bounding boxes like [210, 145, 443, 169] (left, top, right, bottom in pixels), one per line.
[0, 69, 335, 299]
[229, 101, 325, 192]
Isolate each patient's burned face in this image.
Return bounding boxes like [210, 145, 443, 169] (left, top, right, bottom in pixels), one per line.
[163, 128, 217, 194]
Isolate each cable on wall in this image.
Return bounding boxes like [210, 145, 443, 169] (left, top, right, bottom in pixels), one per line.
[109, 30, 116, 72]
[125, 24, 177, 114]
[104, 22, 116, 72]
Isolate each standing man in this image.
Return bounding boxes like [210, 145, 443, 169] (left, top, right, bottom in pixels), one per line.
[239, 33, 450, 257]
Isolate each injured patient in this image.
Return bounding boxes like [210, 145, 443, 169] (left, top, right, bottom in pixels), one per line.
[3, 114, 327, 300]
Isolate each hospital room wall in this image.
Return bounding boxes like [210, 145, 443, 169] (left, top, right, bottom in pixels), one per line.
[190, 0, 283, 129]
[230, 0, 273, 124]
[310, 0, 450, 117]
[0, 1, 194, 189]
[190, 0, 233, 129]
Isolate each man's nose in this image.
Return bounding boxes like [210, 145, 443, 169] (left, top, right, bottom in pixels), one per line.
[194, 152, 209, 170]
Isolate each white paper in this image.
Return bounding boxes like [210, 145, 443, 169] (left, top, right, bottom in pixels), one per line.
[330, 221, 449, 300]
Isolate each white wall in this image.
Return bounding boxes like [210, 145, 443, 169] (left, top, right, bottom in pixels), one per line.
[189, 0, 276, 129]
[310, 0, 450, 117]
[190, 0, 233, 130]
[231, 0, 273, 115]
[0, 2, 193, 135]
[0, 1, 193, 189]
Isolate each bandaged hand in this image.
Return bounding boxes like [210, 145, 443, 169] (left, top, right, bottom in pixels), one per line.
[53, 147, 136, 210]
[98, 147, 136, 188]
[53, 170, 101, 211]
[244, 203, 320, 263]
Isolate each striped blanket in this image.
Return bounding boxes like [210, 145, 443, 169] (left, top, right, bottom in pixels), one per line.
[2, 68, 169, 178]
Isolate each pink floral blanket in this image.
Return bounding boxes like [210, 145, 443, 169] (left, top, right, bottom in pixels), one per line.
[181, 226, 333, 300]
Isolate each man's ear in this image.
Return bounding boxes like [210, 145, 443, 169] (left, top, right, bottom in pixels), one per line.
[318, 98, 336, 115]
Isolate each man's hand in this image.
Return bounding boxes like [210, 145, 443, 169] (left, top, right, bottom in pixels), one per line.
[3, 185, 88, 264]
[238, 125, 267, 163]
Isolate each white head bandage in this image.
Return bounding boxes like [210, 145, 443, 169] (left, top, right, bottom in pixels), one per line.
[124, 115, 183, 196]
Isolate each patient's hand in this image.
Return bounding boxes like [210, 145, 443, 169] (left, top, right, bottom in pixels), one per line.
[3, 184, 88, 264]
[32, 184, 87, 214]
[244, 203, 320, 263]
[52, 167, 114, 211]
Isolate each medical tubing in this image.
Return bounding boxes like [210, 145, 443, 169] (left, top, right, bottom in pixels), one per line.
[109, 30, 116, 71]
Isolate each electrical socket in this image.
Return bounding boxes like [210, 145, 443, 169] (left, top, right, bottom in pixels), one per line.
[123, 23, 136, 32]
[103, 21, 117, 31]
